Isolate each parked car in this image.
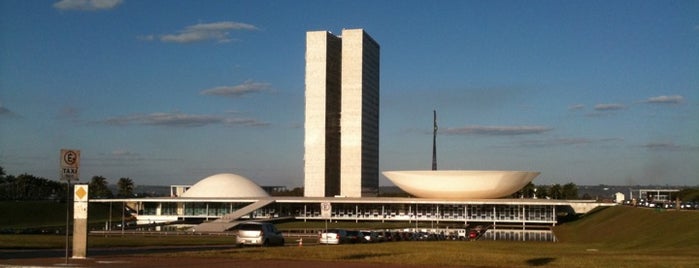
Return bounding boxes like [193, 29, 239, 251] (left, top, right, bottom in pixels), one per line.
[235, 222, 285, 247]
[319, 229, 349, 244]
[346, 230, 361, 243]
[359, 230, 379, 243]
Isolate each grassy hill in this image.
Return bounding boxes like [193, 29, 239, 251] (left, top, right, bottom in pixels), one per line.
[554, 205, 699, 249]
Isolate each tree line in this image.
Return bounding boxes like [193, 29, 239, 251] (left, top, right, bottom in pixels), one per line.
[512, 182, 580, 199]
[0, 166, 135, 201]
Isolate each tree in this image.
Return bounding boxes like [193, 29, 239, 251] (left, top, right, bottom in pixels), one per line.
[522, 182, 536, 198]
[511, 182, 533, 198]
[549, 184, 562, 199]
[0, 168, 64, 201]
[562, 183, 579, 199]
[536, 186, 548, 199]
[89, 176, 113, 198]
[116, 177, 134, 198]
[677, 188, 699, 202]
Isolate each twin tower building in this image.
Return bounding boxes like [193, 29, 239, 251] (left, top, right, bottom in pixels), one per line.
[304, 29, 380, 197]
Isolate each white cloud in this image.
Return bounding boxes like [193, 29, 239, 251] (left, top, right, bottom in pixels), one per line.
[109, 149, 139, 157]
[517, 137, 622, 147]
[200, 80, 271, 97]
[154, 21, 258, 44]
[643, 95, 684, 104]
[568, 104, 585, 111]
[99, 112, 267, 128]
[594, 103, 626, 111]
[442, 125, 552, 136]
[224, 118, 269, 127]
[642, 142, 699, 152]
[53, 0, 123, 11]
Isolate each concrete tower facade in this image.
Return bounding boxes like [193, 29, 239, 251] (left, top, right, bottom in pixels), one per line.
[339, 29, 380, 197]
[304, 31, 342, 197]
[304, 29, 380, 197]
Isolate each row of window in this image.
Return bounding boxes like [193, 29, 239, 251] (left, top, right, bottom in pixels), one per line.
[138, 202, 556, 222]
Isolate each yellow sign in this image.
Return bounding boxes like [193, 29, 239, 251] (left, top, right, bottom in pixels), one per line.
[74, 185, 88, 202]
[73, 185, 88, 220]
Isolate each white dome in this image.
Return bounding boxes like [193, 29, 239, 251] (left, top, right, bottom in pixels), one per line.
[383, 170, 539, 199]
[181, 173, 269, 198]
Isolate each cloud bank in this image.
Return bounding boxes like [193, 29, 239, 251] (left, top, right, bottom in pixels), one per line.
[643, 95, 684, 104]
[642, 142, 698, 152]
[442, 125, 552, 136]
[517, 137, 622, 148]
[143, 21, 258, 44]
[568, 104, 585, 111]
[200, 80, 271, 97]
[594, 103, 626, 111]
[53, 0, 123, 11]
[99, 112, 268, 127]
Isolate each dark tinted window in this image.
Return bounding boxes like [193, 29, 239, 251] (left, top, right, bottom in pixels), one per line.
[239, 224, 262, 231]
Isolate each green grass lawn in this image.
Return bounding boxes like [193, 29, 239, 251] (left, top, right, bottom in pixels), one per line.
[162, 206, 699, 267]
[0, 234, 236, 249]
[554, 205, 699, 249]
[167, 240, 698, 268]
[0, 201, 122, 230]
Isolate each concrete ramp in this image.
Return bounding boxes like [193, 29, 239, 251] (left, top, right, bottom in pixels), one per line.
[194, 199, 275, 233]
[568, 202, 616, 214]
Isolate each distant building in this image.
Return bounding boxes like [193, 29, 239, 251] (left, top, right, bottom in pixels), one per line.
[261, 186, 288, 194]
[304, 29, 380, 197]
[638, 189, 679, 202]
[615, 192, 625, 204]
[170, 185, 191, 197]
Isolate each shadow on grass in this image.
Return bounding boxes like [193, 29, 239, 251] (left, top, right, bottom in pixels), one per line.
[526, 257, 555, 266]
[341, 253, 393, 260]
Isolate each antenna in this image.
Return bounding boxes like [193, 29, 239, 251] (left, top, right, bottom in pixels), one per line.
[432, 110, 437, 170]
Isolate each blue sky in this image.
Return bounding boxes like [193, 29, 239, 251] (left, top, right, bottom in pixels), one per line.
[1, 0, 697, 188]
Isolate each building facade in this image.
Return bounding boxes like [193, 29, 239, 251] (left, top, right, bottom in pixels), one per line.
[304, 29, 380, 197]
[304, 31, 342, 197]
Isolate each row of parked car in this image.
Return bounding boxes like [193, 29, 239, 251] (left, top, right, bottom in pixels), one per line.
[233, 222, 485, 247]
[318, 228, 481, 244]
[624, 200, 699, 210]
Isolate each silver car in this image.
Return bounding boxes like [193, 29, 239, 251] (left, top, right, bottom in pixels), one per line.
[319, 229, 349, 244]
[235, 222, 285, 247]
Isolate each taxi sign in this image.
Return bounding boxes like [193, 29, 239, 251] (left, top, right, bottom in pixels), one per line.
[321, 202, 332, 219]
[60, 149, 80, 181]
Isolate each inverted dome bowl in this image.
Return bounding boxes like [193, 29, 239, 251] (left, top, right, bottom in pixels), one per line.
[382, 170, 539, 199]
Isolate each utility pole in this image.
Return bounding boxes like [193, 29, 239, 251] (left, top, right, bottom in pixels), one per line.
[432, 110, 438, 171]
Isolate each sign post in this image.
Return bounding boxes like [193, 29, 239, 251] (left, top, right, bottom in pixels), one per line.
[72, 184, 89, 258]
[321, 202, 331, 239]
[60, 149, 80, 264]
